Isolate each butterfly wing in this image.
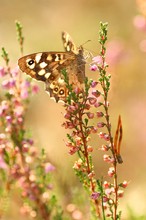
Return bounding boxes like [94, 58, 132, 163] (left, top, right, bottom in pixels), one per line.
[62, 31, 86, 84]
[18, 32, 86, 102]
[18, 52, 76, 102]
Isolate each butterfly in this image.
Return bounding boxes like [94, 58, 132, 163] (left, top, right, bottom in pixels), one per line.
[18, 32, 86, 102]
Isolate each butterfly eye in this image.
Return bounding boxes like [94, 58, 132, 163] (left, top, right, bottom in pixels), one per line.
[59, 89, 65, 95]
[28, 60, 35, 66]
[53, 87, 59, 94]
[26, 59, 36, 69]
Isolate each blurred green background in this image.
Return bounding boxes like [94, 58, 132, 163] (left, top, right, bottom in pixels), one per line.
[0, 0, 146, 219]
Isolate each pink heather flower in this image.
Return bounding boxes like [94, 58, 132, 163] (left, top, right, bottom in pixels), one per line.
[103, 196, 108, 202]
[0, 156, 7, 169]
[92, 90, 100, 98]
[133, 15, 146, 31]
[20, 90, 29, 99]
[11, 67, 19, 77]
[88, 171, 95, 179]
[45, 163, 55, 173]
[65, 141, 74, 148]
[17, 117, 23, 124]
[22, 143, 29, 153]
[64, 112, 71, 119]
[103, 181, 111, 188]
[20, 80, 31, 99]
[62, 121, 74, 129]
[91, 192, 100, 200]
[28, 139, 34, 145]
[105, 188, 114, 195]
[96, 111, 104, 117]
[91, 81, 98, 88]
[67, 105, 77, 113]
[103, 134, 110, 141]
[99, 132, 105, 139]
[87, 145, 93, 152]
[87, 112, 94, 119]
[120, 180, 128, 188]
[75, 137, 82, 146]
[117, 189, 124, 198]
[73, 159, 82, 169]
[88, 97, 97, 105]
[21, 80, 31, 89]
[92, 55, 103, 65]
[32, 84, 39, 94]
[100, 144, 109, 151]
[108, 167, 115, 177]
[0, 67, 6, 77]
[6, 115, 12, 123]
[103, 154, 111, 163]
[74, 86, 81, 94]
[97, 122, 105, 128]
[2, 79, 15, 89]
[14, 105, 24, 117]
[90, 64, 98, 71]
[94, 102, 102, 108]
[69, 146, 79, 155]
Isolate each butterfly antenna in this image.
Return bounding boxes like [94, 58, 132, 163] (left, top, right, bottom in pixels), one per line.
[81, 40, 91, 47]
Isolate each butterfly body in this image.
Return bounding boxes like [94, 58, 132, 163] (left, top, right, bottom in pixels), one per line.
[18, 32, 85, 102]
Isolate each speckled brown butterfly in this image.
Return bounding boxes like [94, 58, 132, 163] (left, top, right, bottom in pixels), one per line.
[18, 32, 86, 102]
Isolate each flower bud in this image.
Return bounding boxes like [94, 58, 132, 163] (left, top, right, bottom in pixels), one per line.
[90, 64, 98, 71]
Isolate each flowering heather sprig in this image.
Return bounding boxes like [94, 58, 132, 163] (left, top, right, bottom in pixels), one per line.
[15, 20, 24, 55]
[1, 47, 9, 67]
[62, 70, 102, 218]
[0, 63, 62, 219]
[90, 22, 126, 219]
[63, 22, 127, 220]
[0, 23, 63, 219]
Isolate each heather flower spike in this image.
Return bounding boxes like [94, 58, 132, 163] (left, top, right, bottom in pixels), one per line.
[1, 47, 9, 66]
[62, 22, 126, 220]
[0, 21, 63, 220]
[15, 20, 24, 55]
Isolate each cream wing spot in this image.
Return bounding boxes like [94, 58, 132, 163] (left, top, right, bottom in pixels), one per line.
[45, 72, 51, 79]
[35, 53, 42, 63]
[47, 54, 53, 61]
[66, 45, 71, 52]
[58, 77, 65, 84]
[50, 82, 55, 89]
[55, 54, 59, 61]
[40, 62, 48, 68]
[38, 69, 46, 76]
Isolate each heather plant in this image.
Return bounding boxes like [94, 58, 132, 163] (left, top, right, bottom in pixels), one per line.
[0, 21, 63, 220]
[62, 22, 127, 220]
[0, 21, 127, 220]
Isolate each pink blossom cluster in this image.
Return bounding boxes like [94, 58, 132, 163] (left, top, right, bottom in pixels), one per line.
[0, 66, 56, 219]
